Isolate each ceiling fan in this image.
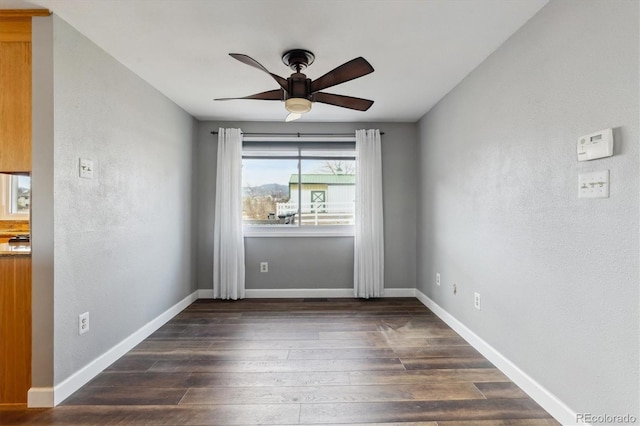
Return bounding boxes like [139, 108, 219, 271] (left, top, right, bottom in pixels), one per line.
[215, 49, 374, 121]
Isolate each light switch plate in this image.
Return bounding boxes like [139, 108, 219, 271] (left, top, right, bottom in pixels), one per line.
[579, 170, 609, 198]
[79, 158, 94, 179]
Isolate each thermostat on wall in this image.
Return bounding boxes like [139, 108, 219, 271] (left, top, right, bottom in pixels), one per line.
[577, 128, 613, 161]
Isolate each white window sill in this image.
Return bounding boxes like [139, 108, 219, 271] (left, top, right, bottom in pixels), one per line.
[0, 213, 29, 221]
[243, 225, 354, 238]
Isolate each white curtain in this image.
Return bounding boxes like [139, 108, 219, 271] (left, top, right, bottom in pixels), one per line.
[354, 129, 384, 298]
[213, 128, 245, 300]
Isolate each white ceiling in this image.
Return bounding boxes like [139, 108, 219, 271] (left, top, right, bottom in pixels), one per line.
[3, 0, 548, 122]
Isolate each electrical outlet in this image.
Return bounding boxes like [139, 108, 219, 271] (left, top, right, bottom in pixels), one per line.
[453, 283, 457, 295]
[79, 312, 89, 335]
[436, 273, 440, 286]
[474, 292, 481, 310]
[260, 262, 268, 273]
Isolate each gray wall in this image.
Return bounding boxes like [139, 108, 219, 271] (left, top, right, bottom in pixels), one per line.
[32, 15, 197, 387]
[245, 237, 353, 289]
[417, 0, 638, 419]
[196, 121, 417, 291]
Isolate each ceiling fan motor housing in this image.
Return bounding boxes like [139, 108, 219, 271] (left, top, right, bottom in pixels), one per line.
[287, 73, 312, 100]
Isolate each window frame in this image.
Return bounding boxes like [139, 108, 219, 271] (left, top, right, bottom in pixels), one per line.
[241, 136, 355, 238]
[0, 173, 30, 220]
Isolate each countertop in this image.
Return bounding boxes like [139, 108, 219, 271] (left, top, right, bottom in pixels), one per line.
[0, 242, 31, 256]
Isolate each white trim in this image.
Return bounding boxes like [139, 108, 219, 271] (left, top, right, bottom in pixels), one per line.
[243, 226, 354, 238]
[381, 288, 416, 297]
[27, 387, 54, 408]
[414, 289, 580, 426]
[39, 291, 199, 407]
[246, 288, 354, 298]
[0, 174, 30, 220]
[198, 288, 416, 299]
[198, 289, 215, 298]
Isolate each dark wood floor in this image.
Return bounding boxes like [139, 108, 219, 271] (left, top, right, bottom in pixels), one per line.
[1, 298, 559, 425]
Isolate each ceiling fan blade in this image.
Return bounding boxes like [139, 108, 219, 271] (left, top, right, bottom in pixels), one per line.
[312, 92, 374, 111]
[310, 57, 374, 93]
[215, 89, 285, 101]
[229, 53, 288, 91]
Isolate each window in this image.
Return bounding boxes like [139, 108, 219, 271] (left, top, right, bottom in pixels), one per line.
[242, 140, 355, 235]
[0, 173, 30, 220]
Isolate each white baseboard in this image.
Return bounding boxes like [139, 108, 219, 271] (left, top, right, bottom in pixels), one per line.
[414, 289, 579, 426]
[27, 387, 54, 408]
[382, 288, 416, 297]
[197, 288, 215, 298]
[31, 291, 199, 408]
[198, 287, 416, 299]
[246, 288, 354, 298]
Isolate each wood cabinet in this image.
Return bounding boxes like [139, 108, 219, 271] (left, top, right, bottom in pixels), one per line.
[0, 255, 31, 405]
[0, 15, 31, 172]
[0, 10, 48, 172]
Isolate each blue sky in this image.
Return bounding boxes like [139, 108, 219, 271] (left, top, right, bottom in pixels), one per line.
[242, 159, 298, 187]
[242, 159, 346, 187]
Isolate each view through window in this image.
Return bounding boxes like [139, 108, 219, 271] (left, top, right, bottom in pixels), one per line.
[242, 141, 355, 228]
[0, 173, 30, 219]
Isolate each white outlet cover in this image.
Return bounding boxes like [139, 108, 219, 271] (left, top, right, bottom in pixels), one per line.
[79, 312, 89, 335]
[436, 273, 440, 286]
[474, 292, 481, 310]
[578, 170, 609, 198]
[79, 158, 94, 179]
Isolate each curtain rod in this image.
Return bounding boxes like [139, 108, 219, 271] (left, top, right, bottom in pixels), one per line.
[210, 131, 384, 136]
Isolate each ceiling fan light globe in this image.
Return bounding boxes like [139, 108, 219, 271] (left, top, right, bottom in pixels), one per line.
[285, 98, 312, 114]
[285, 113, 302, 122]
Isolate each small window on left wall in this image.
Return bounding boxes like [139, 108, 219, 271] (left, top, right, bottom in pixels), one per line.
[0, 173, 30, 220]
